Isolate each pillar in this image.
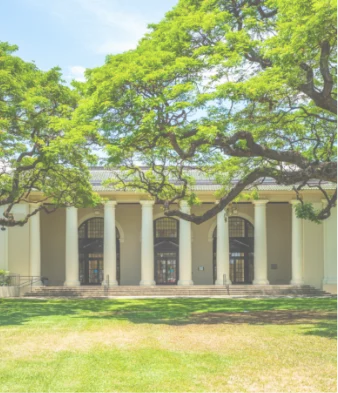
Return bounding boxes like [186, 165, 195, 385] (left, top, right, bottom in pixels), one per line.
[29, 204, 42, 285]
[64, 206, 80, 286]
[322, 200, 337, 292]
[140, 201, 155, 286]
[215, 209, 231, 285]
[290, 200, 304, 285]
[102, 201, 118, 286]
[252, 200, 269, 285]
[178, 201, 193, 286]
[0, 205, 8, 271]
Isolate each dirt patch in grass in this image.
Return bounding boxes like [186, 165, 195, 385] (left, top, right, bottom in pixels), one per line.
[189, 310, 337, 325]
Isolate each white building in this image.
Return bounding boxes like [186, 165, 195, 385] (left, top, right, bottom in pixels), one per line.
[0, 168, 336, 294]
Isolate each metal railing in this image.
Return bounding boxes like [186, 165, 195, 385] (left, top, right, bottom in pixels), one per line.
[0, 274, 20, 287]
[17, 276, 48, 293]
[223, 274, 230, 295]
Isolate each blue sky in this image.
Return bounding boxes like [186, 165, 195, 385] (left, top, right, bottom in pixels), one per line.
[1, 0, 178, 82]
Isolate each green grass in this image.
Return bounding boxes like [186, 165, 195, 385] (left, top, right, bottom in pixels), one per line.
[0, 298, 336, 392]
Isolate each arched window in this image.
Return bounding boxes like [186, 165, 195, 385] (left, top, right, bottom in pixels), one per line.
[78, 218, 120, 285]
[213, 217, 254, 284]
[154, 218, 179, 285]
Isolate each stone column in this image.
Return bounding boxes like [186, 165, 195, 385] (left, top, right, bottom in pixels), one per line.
[252, 200, 269, 285]
[140, 201, 155, 286]
[322, 200, 337, 291]
[178, 201, 194, 286]
[29, 204, 42, 285]
[215, 209, 231, 285]
[289, 200, 304, 285]
[64, 207, 80, 287]
[0, 205, 8, 271]
[103, 201, 118, 286]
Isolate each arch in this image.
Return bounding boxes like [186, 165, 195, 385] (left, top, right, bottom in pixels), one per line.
[78, 217, 121, 285]
[212, 216, 255, 284]
[208, 211, 254, 242]
[154, 217, 179, 285]
[78, 211, 125, 243]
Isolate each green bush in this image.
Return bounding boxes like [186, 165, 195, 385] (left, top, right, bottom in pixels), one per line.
[0, 270, 11, 286]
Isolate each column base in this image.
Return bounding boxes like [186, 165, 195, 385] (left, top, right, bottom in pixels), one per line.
[290, 279, 304, 285]
[253, 279, 269, 285]
[215, 279, 232, 285]
[140, 280, 156, 286]
[101, 280, 118, 287]
[64, 280, 81, 287]
[177, 280, 194, 286]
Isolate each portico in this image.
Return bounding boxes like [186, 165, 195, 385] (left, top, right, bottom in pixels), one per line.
[1, 169, 336, 294]
[21, 200, 327, 289]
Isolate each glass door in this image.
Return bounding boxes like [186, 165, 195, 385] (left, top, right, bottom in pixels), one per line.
[155, 251, 178, 285]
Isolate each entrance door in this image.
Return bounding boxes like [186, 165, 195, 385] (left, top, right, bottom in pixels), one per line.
[154, 217, 179, 285]
[78, 218, 121, 285]
[88, 257, 104, 285]
[155, 251, 178, 285]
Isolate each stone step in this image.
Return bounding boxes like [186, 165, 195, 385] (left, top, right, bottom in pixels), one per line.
[24, 285, 332, 298]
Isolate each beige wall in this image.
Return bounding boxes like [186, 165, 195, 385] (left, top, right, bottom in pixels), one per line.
[40, 209, 66, 286]
[266, 204, 292, 284]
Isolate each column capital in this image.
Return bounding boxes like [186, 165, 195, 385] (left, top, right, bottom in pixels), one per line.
[140, 200, 155, 207]
[105, 200, 117, 207]
[252, 199, 269, 205]
[290, 199, 301, 205]
[29, 202, 41, 212]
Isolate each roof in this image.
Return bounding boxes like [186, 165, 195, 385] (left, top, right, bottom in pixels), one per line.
[89, 168, 336, 192]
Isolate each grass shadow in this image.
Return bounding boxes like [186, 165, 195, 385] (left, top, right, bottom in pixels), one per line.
[0, 297, 336, 338]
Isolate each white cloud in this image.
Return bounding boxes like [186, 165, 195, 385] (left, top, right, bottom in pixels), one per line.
[67, 66, 86, 82]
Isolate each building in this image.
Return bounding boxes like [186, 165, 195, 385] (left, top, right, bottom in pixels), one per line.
[0, 168, 336, 294]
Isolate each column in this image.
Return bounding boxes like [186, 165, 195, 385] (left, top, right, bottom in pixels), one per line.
[252, 200, 269, 285]
[0, 205, 8, 271]
[29, 204, 42, 285]
[64, 207, 80, 286]
[178, 201, 194, 286]
[322, 200, 337, 291]
[289, 200, 304, 285]
[102, 201, 118, 286]
[215, 209, 231, 285]
[140, 201, 155, 286]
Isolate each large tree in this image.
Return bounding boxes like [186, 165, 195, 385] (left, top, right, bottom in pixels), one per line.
[0, 42, 100, 227]
[83, 0, 336, 224]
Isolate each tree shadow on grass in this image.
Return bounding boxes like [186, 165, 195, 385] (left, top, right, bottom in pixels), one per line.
[0, 297, 336, 339]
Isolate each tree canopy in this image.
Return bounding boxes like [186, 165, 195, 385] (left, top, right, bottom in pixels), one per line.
[0, 42, 100, 227]
[83, 0, 337, 224]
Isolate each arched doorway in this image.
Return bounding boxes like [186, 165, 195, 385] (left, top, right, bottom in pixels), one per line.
[154, 217, 179, 285]
[78, 217, 120, 285]
[213, 217, 254, 284]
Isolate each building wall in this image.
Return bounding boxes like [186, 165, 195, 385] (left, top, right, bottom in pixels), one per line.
[40, 208, 66, 286]
[3, 198, 336, 292]
[266, 203, 292, 284]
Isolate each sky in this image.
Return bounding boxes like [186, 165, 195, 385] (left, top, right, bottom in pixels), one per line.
[1, 0, 178, 82]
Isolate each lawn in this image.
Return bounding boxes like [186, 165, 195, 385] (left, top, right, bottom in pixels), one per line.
[0, 298, 336, 392]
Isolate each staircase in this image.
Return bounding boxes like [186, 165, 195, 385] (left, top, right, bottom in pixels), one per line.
[24, 285, 333, 298]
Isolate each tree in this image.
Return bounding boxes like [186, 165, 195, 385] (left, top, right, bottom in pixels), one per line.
[83, 0, 337, 224]
[0, 42, 100, 227]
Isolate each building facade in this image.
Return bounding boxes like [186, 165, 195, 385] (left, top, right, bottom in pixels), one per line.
[0, 169, 336, 293]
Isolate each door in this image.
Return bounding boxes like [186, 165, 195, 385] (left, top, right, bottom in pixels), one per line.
[155, 251, 178, 285]
[88, 257, 104, 285]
